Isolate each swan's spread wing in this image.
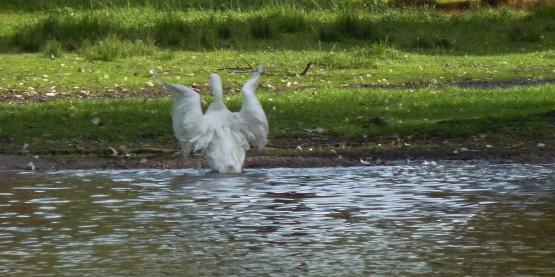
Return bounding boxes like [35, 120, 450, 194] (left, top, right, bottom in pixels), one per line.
[155, 78, 204, 157]
[238, 65, 269, 149]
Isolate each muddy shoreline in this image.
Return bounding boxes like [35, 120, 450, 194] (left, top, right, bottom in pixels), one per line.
[2, 140, 553, 171]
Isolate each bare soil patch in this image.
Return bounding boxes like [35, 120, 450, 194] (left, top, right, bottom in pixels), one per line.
[2, 138, 554, 171]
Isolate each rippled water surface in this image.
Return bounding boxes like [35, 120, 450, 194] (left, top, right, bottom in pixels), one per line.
[1, 162, 554, 276]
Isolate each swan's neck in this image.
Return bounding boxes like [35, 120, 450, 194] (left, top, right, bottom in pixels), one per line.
[209, 73, 223, 101]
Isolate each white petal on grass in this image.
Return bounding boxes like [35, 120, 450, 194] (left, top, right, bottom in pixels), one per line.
[304, 127, 324, 133]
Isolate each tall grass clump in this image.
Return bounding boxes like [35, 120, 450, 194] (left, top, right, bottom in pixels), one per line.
[508, 25, 542, 42]
[504, 3, 555, 43]
[277, 10, 309, 33]
[0, 0, 384, 12]
[530, 0, 555, 19]
[249, 16, 276, 39]
[318, 13, 383, 42]
[2, 2, 555, 55]
[41, 39, 64, 58]
[79, 35, 157, 61]
[11, 11, 121, 52]
[149, 13, 195, 48]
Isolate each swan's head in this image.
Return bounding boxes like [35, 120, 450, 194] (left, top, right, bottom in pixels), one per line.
[208, 73, 223, 100]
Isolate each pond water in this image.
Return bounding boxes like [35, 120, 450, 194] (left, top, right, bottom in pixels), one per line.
[0, 162, 554, 276]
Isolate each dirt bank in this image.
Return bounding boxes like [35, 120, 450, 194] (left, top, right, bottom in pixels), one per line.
[2, 138, 553, 171]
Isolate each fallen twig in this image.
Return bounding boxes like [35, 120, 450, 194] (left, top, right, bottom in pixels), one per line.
[300, 61, 312, 76]
[242, 58, 254, 70]
[285, 61, 312, 76]
[220, 67, 252, 73]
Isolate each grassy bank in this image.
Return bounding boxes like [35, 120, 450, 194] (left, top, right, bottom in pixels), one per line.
[1, 84, 554, 155]
[1, 1, 555, 158]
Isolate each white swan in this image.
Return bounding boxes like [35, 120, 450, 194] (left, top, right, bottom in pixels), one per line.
[154, 65, 268, 173]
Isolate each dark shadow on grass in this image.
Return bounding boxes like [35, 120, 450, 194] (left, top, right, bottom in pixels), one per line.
[1, 87, 554, 154]
[1, 4, 554, 55]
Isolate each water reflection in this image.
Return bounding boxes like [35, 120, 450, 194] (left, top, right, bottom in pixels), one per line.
[0, 162, 554, 276]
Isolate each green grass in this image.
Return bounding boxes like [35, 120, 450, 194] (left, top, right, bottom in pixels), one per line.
[262, 86, 555, 139]
[0, 98, 174, 152]
[1, 85, 554, 154]
[1, 3, 554, 55]
[1, 49, 553, 95]
[0, 0, 388, 12]
[1, 1, 555, 155]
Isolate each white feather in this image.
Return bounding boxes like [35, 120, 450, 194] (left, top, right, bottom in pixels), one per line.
[155, 67, 268, 173]
[238, 64, 269, 149]
[152, 73, 203, 157]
